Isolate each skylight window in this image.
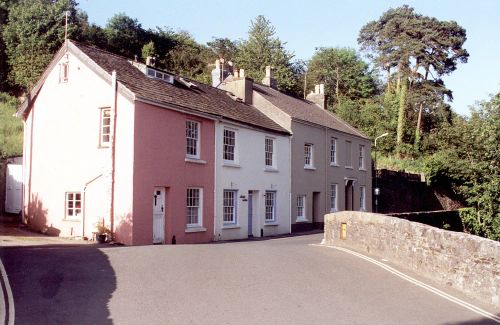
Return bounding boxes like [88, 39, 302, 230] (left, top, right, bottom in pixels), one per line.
[146, 67, 174, 84]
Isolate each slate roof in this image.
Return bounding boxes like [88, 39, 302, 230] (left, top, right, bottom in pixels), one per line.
[253, 83, 367, 139]
[18, 40, 289, 135]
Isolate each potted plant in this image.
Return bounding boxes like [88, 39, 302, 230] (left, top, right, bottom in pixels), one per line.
[96, 223, 111, 243]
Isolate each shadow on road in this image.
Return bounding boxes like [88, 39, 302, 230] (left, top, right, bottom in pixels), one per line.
[0, 244, 116, 324]
[444, 316, 500, 324]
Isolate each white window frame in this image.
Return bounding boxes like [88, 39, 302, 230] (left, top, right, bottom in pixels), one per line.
[186, 120, 200, 159]
[346, 140, 352, 168]
[265, 191, 276, 222]
[330, 184, 338, 212]
[296, 195, 306, 221]
[359, 144, 365, 170]
[360, 186, 366, 211]
[100, 107, 111, 147]
[186, 188, 203, 227]
[265, 137, 275, 168]
[330, 137, 337, 165]
[65, 192, 82, 219]
[304, 143, 314, 168]
[223, 190, 237, 224]
[223, 128, 237, 162]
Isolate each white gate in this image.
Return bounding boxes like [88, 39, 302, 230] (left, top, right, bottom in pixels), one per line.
[5, 164, 22, 214]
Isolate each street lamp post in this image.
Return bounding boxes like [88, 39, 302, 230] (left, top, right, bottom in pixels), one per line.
[374, 132, 389, 213]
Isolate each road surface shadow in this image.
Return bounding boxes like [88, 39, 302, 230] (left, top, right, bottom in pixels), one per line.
[444, 316, 500, 324]
[0, 244, 116, 324]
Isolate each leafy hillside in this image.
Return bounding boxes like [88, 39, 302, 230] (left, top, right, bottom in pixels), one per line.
[0, 92, 22, 158]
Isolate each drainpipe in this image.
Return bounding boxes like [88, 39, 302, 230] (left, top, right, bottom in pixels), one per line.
[288, 135, 292, 234]
[110, 70, 117, 238]
[82, 174, 103, 238]
[325, 127, 328, 220]
[213, 118, 219, 241]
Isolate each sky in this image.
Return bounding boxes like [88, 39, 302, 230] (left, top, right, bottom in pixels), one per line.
[78, 0, 500, 116]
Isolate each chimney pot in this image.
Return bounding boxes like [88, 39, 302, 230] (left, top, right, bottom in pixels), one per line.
[315, 84, 320, 94]
[146, 56, 152, 66]
[215, 59, 220, 69]
[239, 69, 245, 78]
[319, 83, 325, 94]
[234, 69, 239, 78]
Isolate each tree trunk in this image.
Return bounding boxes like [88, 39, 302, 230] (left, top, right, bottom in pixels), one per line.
[396, 61, 402, 93]
[414, 102, 423, 150]
[387, 66, 391, 92]
[396, 78, 407, 158]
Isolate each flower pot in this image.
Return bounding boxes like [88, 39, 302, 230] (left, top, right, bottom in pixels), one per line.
[97, 234, 107, 243]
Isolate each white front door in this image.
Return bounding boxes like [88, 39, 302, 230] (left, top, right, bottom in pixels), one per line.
[153, 187, 165, 244]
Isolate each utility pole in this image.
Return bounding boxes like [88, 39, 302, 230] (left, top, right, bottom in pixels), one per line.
[374, 132, 389, 213]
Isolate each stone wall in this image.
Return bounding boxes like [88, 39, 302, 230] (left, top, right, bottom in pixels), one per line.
[324, 211, 500, 308]
[375, 169, 464, 213]
[389, 210, 463, 232]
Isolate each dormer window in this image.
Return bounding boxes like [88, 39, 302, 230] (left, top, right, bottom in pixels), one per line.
[146, 68, 174, 84]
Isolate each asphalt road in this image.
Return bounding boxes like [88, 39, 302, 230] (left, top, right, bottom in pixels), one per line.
[1, 233, 498, 324]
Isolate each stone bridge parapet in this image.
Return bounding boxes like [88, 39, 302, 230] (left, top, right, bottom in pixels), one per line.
[324, 211, 500, 308]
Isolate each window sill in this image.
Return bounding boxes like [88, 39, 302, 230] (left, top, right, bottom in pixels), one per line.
[97, 145, 110, 149]
[185, 226, 206, 233]
[295, 217, 308, 223]
[345, 166, 353, 170]
[222, 224, 240, 229]
[222, 162, 241, 168]
[358, 168, 367, 172]
[304, 166, 316, 170]
[185, 157, 206, 164]
[264, 222, 278, 226]
[330, 163, 339, 167]
[264, 167, 279, 173]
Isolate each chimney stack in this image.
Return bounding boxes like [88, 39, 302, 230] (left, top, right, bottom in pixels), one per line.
[211, 59, 233, 87]
[217, 67, 253, 105]
[306, 83, 328, 109]
[262, 66, 277, 89]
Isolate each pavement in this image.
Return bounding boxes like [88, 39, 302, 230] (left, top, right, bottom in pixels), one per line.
[0, 222, 91, 247]
[1, 224, 499, 324]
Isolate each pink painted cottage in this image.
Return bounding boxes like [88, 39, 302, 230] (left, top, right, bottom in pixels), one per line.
[17, 40, 288, 245]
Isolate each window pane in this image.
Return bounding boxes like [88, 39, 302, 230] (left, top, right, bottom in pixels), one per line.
[223, 129, 235, 161]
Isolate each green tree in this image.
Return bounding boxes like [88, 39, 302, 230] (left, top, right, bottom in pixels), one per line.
[0, 0, 19, 91]
[425, 93, 500, 240]
[307, 47, 377, 108]
[207, 37, 239, 61]
[164, 30, 212, 83]
[2, 0, 84, 90]
[358, 5, 468, 157]
[103, 13, 145, 58]
[141, 41, 156, 61]
[235, 15, 299, 94]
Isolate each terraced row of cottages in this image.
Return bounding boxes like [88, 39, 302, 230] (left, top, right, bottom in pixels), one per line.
[17, 40, 371, 245]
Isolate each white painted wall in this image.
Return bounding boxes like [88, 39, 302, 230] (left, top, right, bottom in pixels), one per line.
[214, 121, 291, 240]
[22, 50, 135, 238]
